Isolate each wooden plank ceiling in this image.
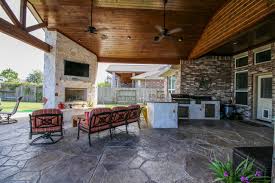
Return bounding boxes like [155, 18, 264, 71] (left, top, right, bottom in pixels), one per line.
[190, 0, 275, 59]
[27, 0, 227, 64]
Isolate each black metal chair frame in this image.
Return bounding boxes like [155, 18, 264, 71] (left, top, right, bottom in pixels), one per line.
[77, 111, 113, 146]
[126, 107, 142, 130]
[0, 96, 23, 124]
[29, 113, 63, 145]
[111, 109, 130, 133]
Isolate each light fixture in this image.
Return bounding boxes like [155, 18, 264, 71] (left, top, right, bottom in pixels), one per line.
[101, 34, 108, 40]
[178, 37, 183, 42]
[233, 42, 238, 45]
[127, 36, 131, 40]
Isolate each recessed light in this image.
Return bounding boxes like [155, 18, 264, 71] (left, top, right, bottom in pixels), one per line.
[233, 42, 238, 45]
[178, 37, 183, 42]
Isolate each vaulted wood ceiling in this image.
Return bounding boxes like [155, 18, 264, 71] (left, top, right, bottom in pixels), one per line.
[27, 0, 228, 64]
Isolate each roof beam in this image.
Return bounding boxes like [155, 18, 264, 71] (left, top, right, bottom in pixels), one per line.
[0, 18, 51, 52]
[20, 0, 27, 28]
[26, 22, 47, 32]
[0, 0, 21, 27]
[98, 57, 180, 65]
[189, 0, 275, 59]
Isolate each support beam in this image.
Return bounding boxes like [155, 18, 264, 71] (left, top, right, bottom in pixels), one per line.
[20, 0, 27, 28]
[0, 0, 21, 27]
[0, 18, 51, 52]
[98, 57, 180, 64]
[189, 0, 275, 59]
[26, 22, 47, 32]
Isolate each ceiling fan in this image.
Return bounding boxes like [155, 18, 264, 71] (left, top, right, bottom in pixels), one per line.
[154, 0, 183, 43]
[86, 0, 108, 40]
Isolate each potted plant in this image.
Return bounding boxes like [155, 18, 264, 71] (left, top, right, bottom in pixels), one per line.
[209, 158, 270, 183]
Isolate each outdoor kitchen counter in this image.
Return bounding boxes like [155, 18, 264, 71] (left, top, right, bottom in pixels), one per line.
[147, 102, 178, 128]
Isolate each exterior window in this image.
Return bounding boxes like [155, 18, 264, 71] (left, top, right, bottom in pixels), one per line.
[261, 78, 272, 98]
[168, 76, 176, 94]
[235, 56, 248, 68]
[255, 49, 271, 64]
[235, 71, 248, 105]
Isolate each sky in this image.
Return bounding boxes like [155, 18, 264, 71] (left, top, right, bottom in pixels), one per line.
[0, 1, 111, 82]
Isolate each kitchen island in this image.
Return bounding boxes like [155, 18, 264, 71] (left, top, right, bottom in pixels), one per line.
[147, 102, 178, 128]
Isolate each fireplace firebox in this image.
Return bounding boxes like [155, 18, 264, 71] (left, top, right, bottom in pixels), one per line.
[65, 88, 87, 102]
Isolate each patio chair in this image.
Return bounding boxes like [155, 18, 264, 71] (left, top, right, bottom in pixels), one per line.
[29, 109, 63, 145]
[77, 108, 113, 146]
[111, 106, 129, 133]
[127, 105, 142, 129]
[0, 96, 23, 124]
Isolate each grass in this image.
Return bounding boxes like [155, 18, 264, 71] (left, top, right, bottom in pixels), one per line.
[0, 101, 43, 112]
[103, 104, 128, 108]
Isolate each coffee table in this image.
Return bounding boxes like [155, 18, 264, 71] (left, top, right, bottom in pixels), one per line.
[71, 114, 85, 127]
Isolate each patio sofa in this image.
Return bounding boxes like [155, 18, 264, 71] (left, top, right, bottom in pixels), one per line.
[77, 105, 142, 146]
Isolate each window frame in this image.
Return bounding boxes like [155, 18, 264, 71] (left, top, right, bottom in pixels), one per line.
[254, 47, 271, 65]
[235, 55, 249, 69]
[234, 70, 248, 106]
[167, 75, 176, 94]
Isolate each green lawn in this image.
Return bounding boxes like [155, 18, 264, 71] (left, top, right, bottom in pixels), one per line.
[0, 101, 43, 112]
[103, 104, 128, 108]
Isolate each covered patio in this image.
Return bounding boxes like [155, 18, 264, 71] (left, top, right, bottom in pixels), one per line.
[0, 118, 273, 183]
[1, 0, 275, 182]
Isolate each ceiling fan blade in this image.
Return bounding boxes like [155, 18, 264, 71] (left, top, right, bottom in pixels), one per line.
[155, 25, 164, 33]
[167, 27, 182, 35]
[154, 35, 165, 42]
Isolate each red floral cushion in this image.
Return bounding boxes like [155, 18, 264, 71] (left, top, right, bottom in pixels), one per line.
[112, 106, 128, 127]
[31, 108, 62, 128]
[127, 105, 141, 123]
[79, 108, 112, 133]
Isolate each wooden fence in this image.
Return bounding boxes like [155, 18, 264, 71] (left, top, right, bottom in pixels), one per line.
[0, 85, 42, 102]
[97, 87, 165, 104]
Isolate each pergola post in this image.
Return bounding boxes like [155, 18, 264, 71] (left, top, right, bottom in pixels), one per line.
[111, 72, 117, 88]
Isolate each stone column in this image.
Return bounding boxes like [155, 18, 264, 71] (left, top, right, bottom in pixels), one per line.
[111, 72, 116, 88]
[271, 42, 275, 182]
[246, 50, 254, 119]
[43, 31, 57, 108]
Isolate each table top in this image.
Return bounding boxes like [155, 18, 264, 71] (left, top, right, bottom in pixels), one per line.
[72, 114, 85, 119]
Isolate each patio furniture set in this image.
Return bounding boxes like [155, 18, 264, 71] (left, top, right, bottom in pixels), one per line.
[29, 104, 142, 146]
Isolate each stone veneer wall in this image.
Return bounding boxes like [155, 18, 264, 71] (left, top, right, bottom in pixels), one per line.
[232, 43, 275, 120]
[272, 42, 275, 182]
[44, 31, 98, 108]
[180, 56, 233, 102]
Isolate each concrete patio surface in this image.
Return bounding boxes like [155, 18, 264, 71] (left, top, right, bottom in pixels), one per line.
[0, 118, 273, 183]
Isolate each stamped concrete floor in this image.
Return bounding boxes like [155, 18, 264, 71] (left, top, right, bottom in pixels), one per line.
[0, 118, 273, 183]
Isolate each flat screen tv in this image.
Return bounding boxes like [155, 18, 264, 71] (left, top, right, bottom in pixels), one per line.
[64, 60, 89, 77]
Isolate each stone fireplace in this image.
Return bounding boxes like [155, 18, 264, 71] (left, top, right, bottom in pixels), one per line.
[44, 31, 98, 109]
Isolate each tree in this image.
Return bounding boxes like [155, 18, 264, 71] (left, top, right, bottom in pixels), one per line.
[0, 68, 19, 82]
[97, 81, 111, 87]
[26, 70, 43, 84]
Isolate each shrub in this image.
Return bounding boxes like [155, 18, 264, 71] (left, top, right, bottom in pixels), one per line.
[209, 158, 270, 183]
